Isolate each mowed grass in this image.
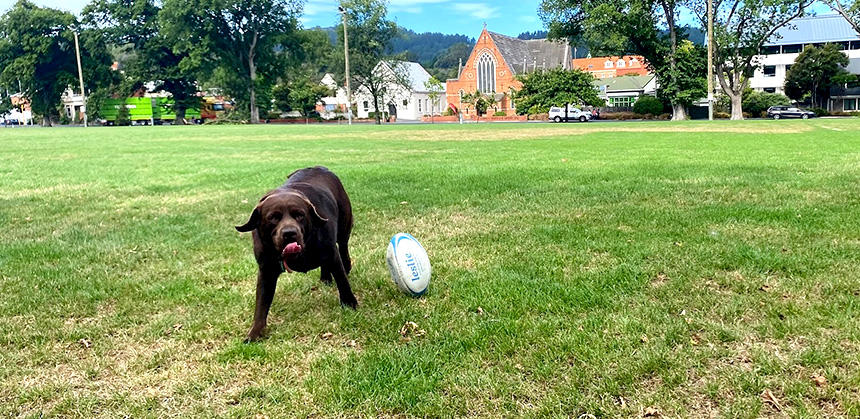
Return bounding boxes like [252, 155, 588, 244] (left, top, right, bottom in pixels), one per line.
[1, 119, 858, 417]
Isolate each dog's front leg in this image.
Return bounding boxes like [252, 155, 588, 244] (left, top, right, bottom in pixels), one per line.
[328, 250, 357, 309]
[246, 263, 280, 342]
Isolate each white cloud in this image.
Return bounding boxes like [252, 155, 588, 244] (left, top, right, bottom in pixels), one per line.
[304, 0, 339, 16]
[452, 3, 500, 20]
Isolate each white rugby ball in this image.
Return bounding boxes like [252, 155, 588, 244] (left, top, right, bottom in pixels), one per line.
[386, 233, 431, 296]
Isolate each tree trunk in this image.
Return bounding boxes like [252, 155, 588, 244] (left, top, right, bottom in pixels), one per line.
[372, 93, 381, 125]
[671, 103, 688, 120]
[174, 107, 187, 125]
[729, 91, 743, 120]
[248, 32, 260, 124]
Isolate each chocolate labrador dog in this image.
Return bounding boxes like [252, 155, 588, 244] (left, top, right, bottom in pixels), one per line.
[236, 166, 356, 341]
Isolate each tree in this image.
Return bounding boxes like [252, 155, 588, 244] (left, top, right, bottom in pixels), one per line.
[160, 0, 302, 124]
[539, 0, 697, 120]
[513, 68, 604, 115]
[784, 44, 855, 108]
[338, 0, 409, 125]
[83, 0, 200, 124]
[0, 0, 115, 125]
[742, 89, 790, 117]
[691, 0, 812, 119]
[288, 78, 332, 121]
[825, 0, 860, 34]
[424, 76, 443, 122]
[655, 40, 706, 117]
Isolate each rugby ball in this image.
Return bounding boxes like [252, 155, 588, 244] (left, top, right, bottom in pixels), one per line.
[386, 233, 431, 296]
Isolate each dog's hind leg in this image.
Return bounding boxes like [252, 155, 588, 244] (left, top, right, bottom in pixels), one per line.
[337, 238, 351, 275]
[328, 250, 357, 309]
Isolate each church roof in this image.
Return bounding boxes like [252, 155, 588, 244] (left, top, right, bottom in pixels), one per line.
[486, 32, 571, 75]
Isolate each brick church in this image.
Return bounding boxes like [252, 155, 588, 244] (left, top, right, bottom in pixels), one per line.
[446, 27, 572, 116]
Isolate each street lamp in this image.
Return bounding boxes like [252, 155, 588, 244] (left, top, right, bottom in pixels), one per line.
[73, 30, 88, 127]
[338, 6, 352, 125]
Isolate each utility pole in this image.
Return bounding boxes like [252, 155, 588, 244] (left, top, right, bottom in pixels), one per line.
[707, 0, 714, 121]
[339, 6, 352, 125]
[74, 31, 88, 127]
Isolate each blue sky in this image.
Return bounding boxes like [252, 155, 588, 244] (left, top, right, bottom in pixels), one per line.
[0, 0, 558, 36]
[1, 0, 834, 37]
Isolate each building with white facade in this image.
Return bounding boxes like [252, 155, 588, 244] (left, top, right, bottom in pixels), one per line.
[317, 73, 350, 119]
[353, 61, 446, 121]
[751, 15, 860, 111]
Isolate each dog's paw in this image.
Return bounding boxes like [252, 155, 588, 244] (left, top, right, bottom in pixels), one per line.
[340, 294, 358, 309]
[245, 326, 265, 343]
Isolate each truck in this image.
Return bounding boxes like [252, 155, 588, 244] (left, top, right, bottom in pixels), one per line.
[100, 97, 203, 125]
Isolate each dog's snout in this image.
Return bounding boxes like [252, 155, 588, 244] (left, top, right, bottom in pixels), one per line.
[281, 229, 298, 242]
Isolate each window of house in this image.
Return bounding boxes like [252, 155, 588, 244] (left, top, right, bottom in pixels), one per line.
[609, 96, 635, 107]
[616, 59, 626, 68]
[418, 100, 421, 112]
[845, 98, 858, 111]
[476, 52, 496, 93]
[764, 88, 776, 93]
[604, 60, 613, 68]
[851, 41, 860, 50]
[630, 58, 639, 66]
[588, 65, 594, 69]
[403, 99, 408, 106]
[782, 44, 802, 53]
[763, 65, 776, 77]
[838, 41, 850, 50]
[762, 45, 780, 55]
[363, 101, 369, 111]
[785, 64, 792, 73]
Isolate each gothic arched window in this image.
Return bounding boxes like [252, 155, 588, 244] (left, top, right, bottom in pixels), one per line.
[476, 52, 496, 93]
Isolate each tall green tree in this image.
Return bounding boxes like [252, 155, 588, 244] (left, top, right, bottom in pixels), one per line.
[160, 0, 303, 123]
[0, 0, 115, 125]
[424, 76, 443, 122]
[83, 0, 200, 124]
[337, 0, 408, 124]
[784, 44, 855, 108]
[825, 0, 860, 34]
[513, 68, 604, 115]
[691, 0, 812, 119]
[656, 40, 706, 115]
[539, 0, 695, 120]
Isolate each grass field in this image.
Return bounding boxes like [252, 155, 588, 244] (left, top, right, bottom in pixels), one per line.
[1, 119, 859, 417]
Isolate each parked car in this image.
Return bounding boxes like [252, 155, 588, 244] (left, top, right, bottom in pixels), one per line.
[767, 106, 815, 119]
[549, 105, 592, 122]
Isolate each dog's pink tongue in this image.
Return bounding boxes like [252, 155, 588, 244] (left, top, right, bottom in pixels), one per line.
[283, 242, 302, 255]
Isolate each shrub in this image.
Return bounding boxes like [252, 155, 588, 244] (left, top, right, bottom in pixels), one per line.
[811, 108, 828, 117]
[658, 113, 671, 120]
[116, 105, 131, 126]
[493, 111, 507, 117]
[830, 111, 860, 117]
[742, 90, 790, 116]
[443, 108, 454, 116]
[633, 96, 663, 115]
[528, 113, 548, 120]
[367, 111, 390, 120]
[602, 111, 639, 120]
[714, 111, 730, 119]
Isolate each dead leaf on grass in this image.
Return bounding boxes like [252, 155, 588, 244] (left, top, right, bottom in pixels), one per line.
[811, 375, 827, 387]
[79, 338, 91, 349]
[640, 334, 649, 344]
[761, 389, 782, 411]
[476, 307, 484, 315]
[643, 406, 660, 417]
[399, 321, 426, 342]
[320, 332, 333, 340]
[760, 284, 772, 292]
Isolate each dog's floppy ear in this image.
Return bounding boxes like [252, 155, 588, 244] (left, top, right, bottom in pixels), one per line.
[235, 207, 261, 232]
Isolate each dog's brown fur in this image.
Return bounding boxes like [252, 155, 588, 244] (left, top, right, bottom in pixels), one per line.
[236, 166, 355, 341]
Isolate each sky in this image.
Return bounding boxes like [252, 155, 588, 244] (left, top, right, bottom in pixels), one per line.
[0, 0, 834, 38]
[0, 0, 552, 37]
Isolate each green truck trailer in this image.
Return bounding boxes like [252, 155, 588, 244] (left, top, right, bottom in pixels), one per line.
[100, 98, 202, 125]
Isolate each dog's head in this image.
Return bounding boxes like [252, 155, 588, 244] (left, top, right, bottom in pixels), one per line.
[235, 190, 327, 258]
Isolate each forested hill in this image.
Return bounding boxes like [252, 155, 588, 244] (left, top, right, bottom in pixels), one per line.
[317, 26, 474, 62]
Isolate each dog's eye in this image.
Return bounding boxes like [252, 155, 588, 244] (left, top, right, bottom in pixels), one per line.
[267, 212, 282, 222]
[292, 211, 304, 220]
